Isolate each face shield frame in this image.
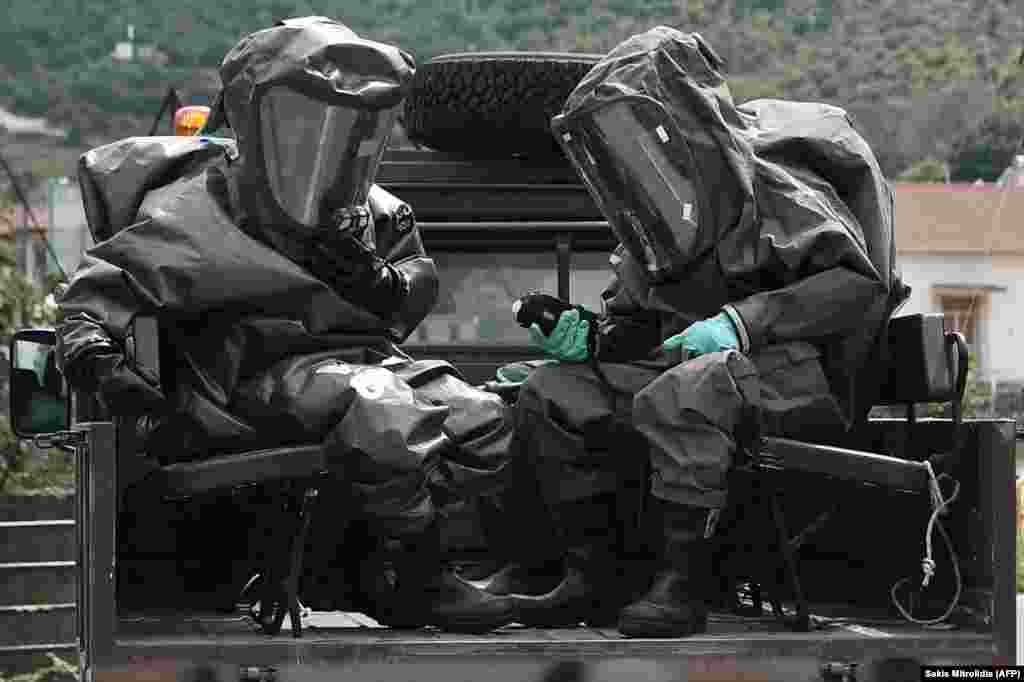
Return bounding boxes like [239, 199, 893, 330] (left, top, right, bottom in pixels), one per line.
[232, 36, 413, 235]
[553, 95, 709, 283]
[255, 84, 400, 229]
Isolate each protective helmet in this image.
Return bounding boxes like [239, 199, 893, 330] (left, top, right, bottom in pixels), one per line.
[219, 16, 415, 233]
[552, 28, 740, 284]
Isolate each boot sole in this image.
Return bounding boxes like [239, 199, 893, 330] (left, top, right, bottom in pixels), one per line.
[375, 603, 516, 633]
[513, 598, 622, 628]
[617, 615, 708, 639]
[515, 608, 585, 628]
[432, 611, 518, 634]
[378, 614, 516, 634]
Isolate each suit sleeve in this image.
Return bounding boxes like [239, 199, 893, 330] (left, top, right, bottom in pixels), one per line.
[56, 249, 155, 389]
[722, 186, 887, 353]
[368, 185, 439, 342]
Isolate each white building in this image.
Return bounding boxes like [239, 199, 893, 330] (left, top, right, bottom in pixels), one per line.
[997, 154, 1024, 190]
[892, 181, 1024, 410]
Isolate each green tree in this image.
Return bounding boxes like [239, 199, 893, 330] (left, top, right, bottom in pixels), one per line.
[0, 417, 25, 495]
[1, 0, 1023, 172]
[0, 237, 59, 494]
[0, 242, 57, 337]
[63, 126, 83, 147]
[0, 652, 77, 681]
[896, 35, 978, 96]
[949, 112, 1024, 182]
[928, 352, 991, 419]
[897, 158, 949, 183]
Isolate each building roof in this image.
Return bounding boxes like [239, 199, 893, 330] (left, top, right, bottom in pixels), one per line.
[894, 183, 1024, 255]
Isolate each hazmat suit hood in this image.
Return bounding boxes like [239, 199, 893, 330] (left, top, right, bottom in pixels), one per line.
[218, 16, 416, 251]
[556, 26, 906, 420]
[553, 28, 747, 284]
[553, 26, 897, 297]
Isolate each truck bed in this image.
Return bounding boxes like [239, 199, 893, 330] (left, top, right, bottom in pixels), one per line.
[59, 149, 1015, 680]
[84, 412, 1014, 682]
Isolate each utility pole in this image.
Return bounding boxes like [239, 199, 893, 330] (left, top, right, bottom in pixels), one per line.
[127, 24, 135, 61]
[0, 151, 68, 281]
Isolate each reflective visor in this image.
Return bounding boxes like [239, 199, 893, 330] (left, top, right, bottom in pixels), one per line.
[259, 86, 398, 227]
[558, 99, 702, 281]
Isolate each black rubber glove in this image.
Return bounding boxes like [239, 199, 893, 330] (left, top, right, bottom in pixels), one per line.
[307, 229, 409, 320]
[80, 353, 166, 417]
[512, 292, 576, 335]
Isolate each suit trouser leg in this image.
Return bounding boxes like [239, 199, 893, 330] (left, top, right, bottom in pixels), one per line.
[621, 344, 846, 637]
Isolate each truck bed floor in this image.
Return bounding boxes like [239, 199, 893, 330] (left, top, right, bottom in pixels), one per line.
[112, 608, 995, 666]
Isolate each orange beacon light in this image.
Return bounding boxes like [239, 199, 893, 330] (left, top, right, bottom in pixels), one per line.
[174, 105, 211, 136]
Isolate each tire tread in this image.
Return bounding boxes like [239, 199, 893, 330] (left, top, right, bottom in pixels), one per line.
[404, 52, 602, 158]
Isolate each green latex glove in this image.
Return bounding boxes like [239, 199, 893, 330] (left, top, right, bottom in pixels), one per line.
[528, 308, 592, 362]
[662, 312, 739, 359]
[495, 359, 560, 384]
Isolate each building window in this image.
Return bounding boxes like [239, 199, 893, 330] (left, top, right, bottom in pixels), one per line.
[935, 292, 979, 343]
[931, 286, 995, 375]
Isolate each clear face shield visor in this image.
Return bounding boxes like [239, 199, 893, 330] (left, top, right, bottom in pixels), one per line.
[259, 86, 399, 228]
[557, 99, 703, 282]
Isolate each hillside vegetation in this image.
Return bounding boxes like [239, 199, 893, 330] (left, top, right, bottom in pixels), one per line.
[1, 0, 1023, 178]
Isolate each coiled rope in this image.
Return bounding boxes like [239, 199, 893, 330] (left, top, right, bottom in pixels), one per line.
[890, 460, 962, 625]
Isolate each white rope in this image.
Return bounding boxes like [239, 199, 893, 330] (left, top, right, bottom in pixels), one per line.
[890, 461, 962, 625]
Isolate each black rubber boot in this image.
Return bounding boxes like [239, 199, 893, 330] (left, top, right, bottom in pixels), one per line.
[503, 494, 634, 627]
[510, 561, 622, 628]
[476, 488, 566, 598]
[617, 500, 715, 638]
[372, 520, 516, 634]
[474, 442, 568, 599]
[481, 558, 566, 597]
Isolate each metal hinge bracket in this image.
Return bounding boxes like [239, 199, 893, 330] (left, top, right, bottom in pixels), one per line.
[33, 429, 88, 451]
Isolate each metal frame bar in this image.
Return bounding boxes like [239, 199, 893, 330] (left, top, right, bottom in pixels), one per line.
[759, 437, 930, 491]
[766, 480, 810, 631]
[385, 183, 591, 191]
[556, 232, 573, 302]
[980, 420, 1017, 663]
[417, 221, 609, 232]
[75, 421, 117, 682]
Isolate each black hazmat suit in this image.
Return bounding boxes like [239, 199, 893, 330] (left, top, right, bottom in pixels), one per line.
[56, 19, 514, 542]
[513, 27, 908, 514]
[494, 30, 910, 634]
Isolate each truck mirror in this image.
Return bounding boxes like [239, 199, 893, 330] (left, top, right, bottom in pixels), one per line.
[8, 329, 70, 439]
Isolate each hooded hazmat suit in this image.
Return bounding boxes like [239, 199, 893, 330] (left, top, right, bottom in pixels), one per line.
[56, 17, 515, 631]
[516, 24, 905, 517]
[495, 27, 909, 635]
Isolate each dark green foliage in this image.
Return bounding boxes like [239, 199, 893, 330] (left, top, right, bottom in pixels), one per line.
[789, 2, 832, 36]
[559, 0, 595, 12]
[62, 127, 83, 147]
[949, 112, 1024, 182]
[607, 0, 676, 17]
[0, 0, 1021, 178]
[0, 79, 52, 117]
[897, 158, 949, 182]
[734, 0, 786, 19]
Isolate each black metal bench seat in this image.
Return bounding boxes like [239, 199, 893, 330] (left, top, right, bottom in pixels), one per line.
[120, 312, 966, 637]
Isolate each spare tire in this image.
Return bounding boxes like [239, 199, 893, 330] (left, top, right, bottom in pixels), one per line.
[404, 51, 602, 159]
